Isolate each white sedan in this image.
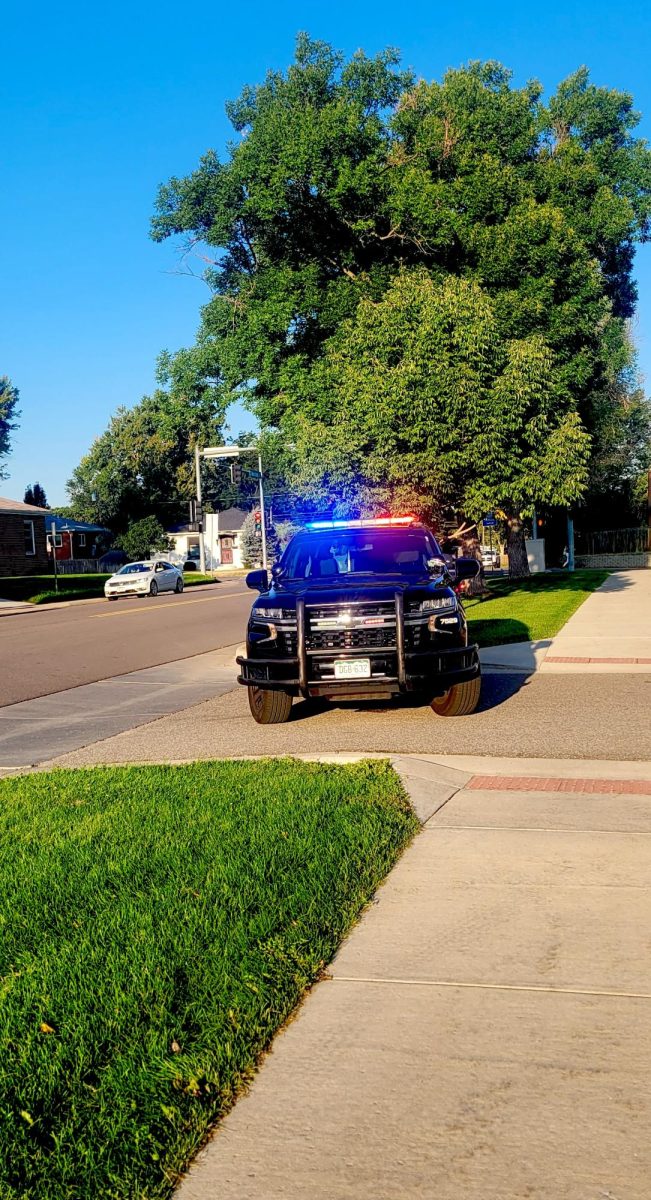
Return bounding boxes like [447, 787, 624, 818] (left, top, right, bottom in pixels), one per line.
[104, 560, 184, 600]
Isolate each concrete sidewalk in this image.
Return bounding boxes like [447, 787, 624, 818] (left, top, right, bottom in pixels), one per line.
[480, 569, 651, 674]
[0, 646, 238, 769]
[540, 569, 651, 671]
[177, 754, 651, 1200]
[0, 597, 33, 612]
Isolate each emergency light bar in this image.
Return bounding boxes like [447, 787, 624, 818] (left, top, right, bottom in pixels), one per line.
[305, 516, 418, 530]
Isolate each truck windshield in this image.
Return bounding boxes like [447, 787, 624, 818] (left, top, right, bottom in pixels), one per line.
[280, 529, 439, 580]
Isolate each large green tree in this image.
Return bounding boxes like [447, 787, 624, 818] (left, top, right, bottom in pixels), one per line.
[286, 271, 591, 570]
[151, 37, 651, 571]
[0, 377, 20, 481]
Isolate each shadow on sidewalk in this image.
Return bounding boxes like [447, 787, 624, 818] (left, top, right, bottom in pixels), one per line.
[287, 623, 535, 722]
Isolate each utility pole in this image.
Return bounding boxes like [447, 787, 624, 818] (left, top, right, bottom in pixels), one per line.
[194, 442, 206, 574]
[50, 520, 59, 594]
[258, 451, 267, 570]
[567, 512, 575, 571]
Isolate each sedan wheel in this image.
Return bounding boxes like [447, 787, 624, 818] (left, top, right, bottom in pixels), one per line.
[175, 577, 184, 593]
[149, 580, 158, 597]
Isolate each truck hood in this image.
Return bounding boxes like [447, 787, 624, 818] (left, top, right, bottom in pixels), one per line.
[263, 574, 447, 607]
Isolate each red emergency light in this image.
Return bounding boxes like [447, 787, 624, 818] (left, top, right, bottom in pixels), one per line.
[305, 515, 418, 530]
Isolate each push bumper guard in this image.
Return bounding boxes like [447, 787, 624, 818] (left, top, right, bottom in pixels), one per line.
[236, 594, 480, 697]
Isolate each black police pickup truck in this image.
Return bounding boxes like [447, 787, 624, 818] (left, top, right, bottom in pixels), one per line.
[236, 516, 481, 724]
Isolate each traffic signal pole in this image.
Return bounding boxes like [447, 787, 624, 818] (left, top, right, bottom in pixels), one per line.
[200, 443, 269, 571]
[195, 442, 206, 574]
[258, 452, 268, 570]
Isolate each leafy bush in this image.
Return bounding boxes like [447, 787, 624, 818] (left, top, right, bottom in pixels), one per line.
[115, 517, 169, 562]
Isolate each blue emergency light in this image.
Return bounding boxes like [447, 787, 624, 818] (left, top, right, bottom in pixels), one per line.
[305, 516, 417, 530]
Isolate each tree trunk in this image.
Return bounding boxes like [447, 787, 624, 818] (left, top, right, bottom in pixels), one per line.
[506, 513, 530, 578]
[459, 532, 487, 596]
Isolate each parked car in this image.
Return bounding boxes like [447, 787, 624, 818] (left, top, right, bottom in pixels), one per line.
[104, 560, 184, 600]
[481, 547, 500, 569]
[237, 516, 481, 723]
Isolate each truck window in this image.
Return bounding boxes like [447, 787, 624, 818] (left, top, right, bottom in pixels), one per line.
[280, 529, 440, 580]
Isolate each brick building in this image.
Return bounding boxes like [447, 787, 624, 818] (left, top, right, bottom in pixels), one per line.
[0, 495, 49, 576]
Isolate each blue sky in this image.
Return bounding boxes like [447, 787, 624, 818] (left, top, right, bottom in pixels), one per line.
[2, 0, 651, 506]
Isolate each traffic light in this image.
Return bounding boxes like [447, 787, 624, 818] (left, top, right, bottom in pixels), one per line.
[230, 460, 243, 486]
[188, 500, 203, 531]
[254, 509, 262, 534]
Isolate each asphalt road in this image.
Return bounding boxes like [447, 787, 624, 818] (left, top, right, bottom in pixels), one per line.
[0, 582, 250, 706]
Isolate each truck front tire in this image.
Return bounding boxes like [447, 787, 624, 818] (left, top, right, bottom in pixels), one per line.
[248, 686, 293, 724]
[430, 674, 481, 717]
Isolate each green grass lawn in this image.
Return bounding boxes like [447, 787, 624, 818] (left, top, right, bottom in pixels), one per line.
[0, 573, 217, 604]
[0, 759, 416, 1199]
[465, 569, 609, 646]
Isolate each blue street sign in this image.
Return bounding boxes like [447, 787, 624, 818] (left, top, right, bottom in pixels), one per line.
[246, 469, 262, 481]
[482, 514, 497, 528]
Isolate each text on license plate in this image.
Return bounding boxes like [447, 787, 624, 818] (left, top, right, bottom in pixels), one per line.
[334, 659, 371, 680]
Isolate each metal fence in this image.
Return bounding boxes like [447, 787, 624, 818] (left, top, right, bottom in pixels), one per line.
[575, 527, 649, 555]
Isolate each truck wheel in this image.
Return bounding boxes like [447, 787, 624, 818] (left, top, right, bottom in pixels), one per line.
[248, 686, 293, 724]
[431, 674, 481, 717]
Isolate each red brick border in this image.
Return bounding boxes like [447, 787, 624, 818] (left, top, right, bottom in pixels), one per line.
[467, 775, 651, 795]
[545, 656, 651, 664]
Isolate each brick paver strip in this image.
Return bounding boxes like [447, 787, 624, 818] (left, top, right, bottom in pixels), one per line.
[467, 775, 651, 795]
[545, 655, 651, 664]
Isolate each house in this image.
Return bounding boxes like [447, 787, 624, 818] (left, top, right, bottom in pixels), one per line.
[166, 508, 248, 570]
[46, 516, 111, 562]
[0, 495, 50, 576]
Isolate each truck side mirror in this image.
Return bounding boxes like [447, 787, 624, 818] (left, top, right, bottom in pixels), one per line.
[246, 568, 269, 592]
[426, 557, 447, 577]
[455, 556, 480, 581]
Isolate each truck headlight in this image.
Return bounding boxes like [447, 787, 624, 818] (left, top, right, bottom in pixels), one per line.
[420, 596, 457, 613]
[255, 607, 285, 620]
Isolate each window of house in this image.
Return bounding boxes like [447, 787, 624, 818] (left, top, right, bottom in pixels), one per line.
[24, 520, 36, 555]
[79, 533, 86, 547]
[48, 533, 63, 549]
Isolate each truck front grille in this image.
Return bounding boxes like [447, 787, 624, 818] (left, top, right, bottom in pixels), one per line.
[277, 631, 297, 655]
[305, 600, 397, 653]
[307, 627, 396, 652]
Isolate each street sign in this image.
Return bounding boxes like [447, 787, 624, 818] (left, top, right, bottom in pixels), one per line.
[482, 514, 497, 528]
[246, 469, 262, 481]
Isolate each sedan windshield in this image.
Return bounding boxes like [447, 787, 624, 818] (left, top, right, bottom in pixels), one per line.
[117, 563, 152, 575]
[280, 529, 439, 580]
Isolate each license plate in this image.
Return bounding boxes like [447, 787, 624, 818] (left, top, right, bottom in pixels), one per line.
[334, 659, 371, 680]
